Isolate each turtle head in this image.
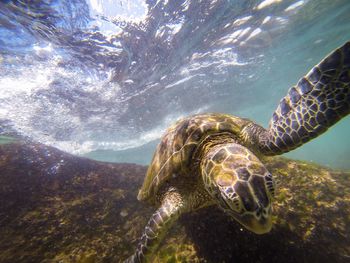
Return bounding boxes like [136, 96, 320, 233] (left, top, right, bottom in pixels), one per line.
[201, 143, 275, 234]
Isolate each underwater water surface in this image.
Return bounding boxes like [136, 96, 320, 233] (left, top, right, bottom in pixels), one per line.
[0, 0, 349, 169]
[1, 1, 350, 263]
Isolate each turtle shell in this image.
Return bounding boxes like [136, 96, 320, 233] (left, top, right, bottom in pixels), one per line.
[137, 113, 250, 204]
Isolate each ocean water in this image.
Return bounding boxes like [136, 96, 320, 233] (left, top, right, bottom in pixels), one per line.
[0, 2, 350, 262]
[0, 0, 349, 169]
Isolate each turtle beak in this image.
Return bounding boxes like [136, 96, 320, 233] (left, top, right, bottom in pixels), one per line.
[227, 206, 272, 234]
[242, 213, 272, 234]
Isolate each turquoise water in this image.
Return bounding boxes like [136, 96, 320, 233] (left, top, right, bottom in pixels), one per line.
[0, 0, 349, 169]
[0, 135, 16, 145]
[86, 1, 350, 169]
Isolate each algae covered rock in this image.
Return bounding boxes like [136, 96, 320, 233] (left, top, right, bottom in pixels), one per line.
[179, 157, 350, 263]
[0, 142, 349, 262]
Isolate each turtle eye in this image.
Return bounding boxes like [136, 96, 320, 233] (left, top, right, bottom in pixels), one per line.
[265, 173, 275, 197]
[219, 188, 242, 213]
[214, 190, 231, 210]
[231, 195, 242, 213]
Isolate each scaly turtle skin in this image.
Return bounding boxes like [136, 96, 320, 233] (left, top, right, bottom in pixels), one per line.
[125, 41, 350, 263]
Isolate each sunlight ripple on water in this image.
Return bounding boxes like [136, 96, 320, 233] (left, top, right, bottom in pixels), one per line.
[0, 0, 349, 168]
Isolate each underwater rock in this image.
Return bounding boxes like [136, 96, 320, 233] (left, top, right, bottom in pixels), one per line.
[0, 142, 349, 263]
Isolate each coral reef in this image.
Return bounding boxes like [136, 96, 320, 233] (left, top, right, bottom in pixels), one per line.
[0, 142, 349, 262]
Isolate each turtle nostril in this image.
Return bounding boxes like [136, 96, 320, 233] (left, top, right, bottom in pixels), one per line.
[261, 207, 269, 218]
[255, 206, 262, 218]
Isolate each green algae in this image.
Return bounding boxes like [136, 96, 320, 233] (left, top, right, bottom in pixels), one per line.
[0, 143, 349, 262]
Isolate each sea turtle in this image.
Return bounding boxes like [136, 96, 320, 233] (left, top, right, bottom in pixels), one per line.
[125, 41, 350, 263]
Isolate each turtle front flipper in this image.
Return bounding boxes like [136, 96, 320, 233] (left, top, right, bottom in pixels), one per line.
[125, 189, 185, 263]
[244, 41, 350, 155]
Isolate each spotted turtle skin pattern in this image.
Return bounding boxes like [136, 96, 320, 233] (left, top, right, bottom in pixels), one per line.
[139, 41, 350, 203]
[138, 114, 252, 203]
[127, 41, 350, 263]
[243, 41, 350, 155]
[201, 143, 274, 215]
